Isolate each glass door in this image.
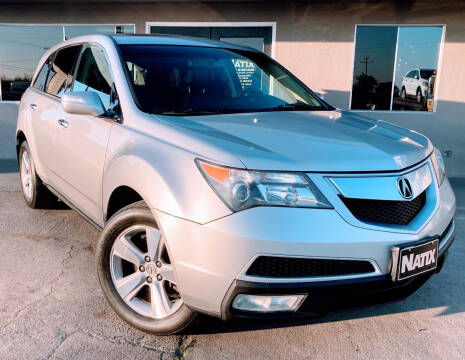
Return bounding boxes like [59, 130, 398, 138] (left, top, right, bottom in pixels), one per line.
[149, 25, 273, 56]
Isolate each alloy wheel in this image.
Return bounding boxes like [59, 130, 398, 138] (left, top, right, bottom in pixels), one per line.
[110, 225, 182, 319]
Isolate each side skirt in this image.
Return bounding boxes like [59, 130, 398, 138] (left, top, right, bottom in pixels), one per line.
[46, 185, 103, 231]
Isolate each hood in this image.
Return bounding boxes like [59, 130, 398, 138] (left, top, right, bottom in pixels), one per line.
[160, 110, 432, 172]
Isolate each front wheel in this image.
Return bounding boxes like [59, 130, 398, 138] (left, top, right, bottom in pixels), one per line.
[95, 201, 196, 334]
[416, 88, 423, 104]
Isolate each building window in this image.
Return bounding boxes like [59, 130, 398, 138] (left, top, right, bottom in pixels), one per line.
[0, 24, 134, 101]
[350, 25, 444, 112]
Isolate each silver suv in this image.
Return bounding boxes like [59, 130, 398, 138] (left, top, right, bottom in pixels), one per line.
[16, 35, 456, 334]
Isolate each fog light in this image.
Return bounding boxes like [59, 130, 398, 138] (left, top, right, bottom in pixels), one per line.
[232, 294, 306, 313]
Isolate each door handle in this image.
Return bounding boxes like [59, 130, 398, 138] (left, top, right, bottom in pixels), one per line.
[58, 119, 69, 128]
[30, 103, 38, 110]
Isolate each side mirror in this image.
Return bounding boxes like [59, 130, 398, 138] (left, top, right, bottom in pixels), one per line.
[62, 91, 105, 116]
[414, 75, 419, 79]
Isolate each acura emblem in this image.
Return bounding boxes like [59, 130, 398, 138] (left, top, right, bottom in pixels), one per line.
[397, 177, 413, 199]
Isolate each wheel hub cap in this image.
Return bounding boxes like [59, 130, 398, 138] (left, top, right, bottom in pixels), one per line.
[110, 225, 182, 319]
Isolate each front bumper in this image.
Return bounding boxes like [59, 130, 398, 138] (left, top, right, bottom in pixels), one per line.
[222, 220, 455, 319]
[154, 177, 455, 318]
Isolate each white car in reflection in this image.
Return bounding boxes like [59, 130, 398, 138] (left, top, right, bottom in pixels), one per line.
[401, 68, 435, 104]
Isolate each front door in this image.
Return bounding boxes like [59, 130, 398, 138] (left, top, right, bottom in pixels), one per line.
[148, 25, 273, 56]
[52, 44, 114, 225]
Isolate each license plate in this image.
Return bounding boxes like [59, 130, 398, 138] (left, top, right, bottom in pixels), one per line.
[391, 239, 439, 282]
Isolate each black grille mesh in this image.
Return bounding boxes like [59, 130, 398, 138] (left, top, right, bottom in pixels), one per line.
[340, 191, 426, 225]
[246, 256, 375, 278]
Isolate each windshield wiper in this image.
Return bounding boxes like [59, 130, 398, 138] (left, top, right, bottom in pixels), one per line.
[271, 103, 322, 111]
[155, 110, 222, 116]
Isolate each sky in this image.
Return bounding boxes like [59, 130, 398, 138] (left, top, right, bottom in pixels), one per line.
[353, 26, 398, 84]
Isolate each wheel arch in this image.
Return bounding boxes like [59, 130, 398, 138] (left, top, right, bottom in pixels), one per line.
[102, 138, 232, 224]
[16, 130, 27, 160]
[102, 154, 183, 222]
[106, 185, 144, 221]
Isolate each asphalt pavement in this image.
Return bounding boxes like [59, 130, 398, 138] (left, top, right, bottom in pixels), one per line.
[0, 170, 464, 360]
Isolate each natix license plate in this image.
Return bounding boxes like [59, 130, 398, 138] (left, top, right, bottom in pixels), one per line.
[391, 239, 439, 282]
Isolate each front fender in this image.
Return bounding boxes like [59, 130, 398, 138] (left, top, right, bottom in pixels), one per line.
[103, 125, 232, 224]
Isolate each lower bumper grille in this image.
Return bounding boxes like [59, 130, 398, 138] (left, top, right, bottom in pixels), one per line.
[340, 191, 426, 225]
[246, 256, 376, 278]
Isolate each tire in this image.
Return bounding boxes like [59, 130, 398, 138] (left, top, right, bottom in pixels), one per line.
[401, 87, 407, 100]
[95, 200, 196, 334]
[416, 88, 423, 104]
[18, 141, 57, 209]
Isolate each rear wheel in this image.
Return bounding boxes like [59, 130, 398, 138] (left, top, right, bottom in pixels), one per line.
[96, 201, 196, 334]
[19, 141, 57, 208]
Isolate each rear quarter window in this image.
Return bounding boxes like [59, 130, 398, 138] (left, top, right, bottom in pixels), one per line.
[33, 55, 54, 92]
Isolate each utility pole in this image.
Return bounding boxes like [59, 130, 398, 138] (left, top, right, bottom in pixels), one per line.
[360, 56, 373, 75]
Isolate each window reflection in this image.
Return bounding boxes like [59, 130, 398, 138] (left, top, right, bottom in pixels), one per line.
[64, 25, 134, 40]
[351, 25, 444, 112]
[0, 24, 134, 101]
[0, 25, 62, 101]
[351, 26, 397, 111]
[392, 26, 442, 112]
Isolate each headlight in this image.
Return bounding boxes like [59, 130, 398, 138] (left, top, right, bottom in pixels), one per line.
[431, 147, 446, 186]
[196, 159, 332, 212]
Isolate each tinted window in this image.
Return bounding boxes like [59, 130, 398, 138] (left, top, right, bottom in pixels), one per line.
[351, 26, 398, 111]
[0, 24, 133, 101]
[64, 25, 134, 40]
[71, 45, 113, 109]
[352, 26, 443, 112]
[120, 44, 329, 115]
[391, 26, 442, 111]
[45, 45, 81, 97]
[33, 55, 53, 91]
[0, 25, 62, 101]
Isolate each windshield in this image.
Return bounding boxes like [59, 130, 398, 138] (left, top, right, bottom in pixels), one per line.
[420, 69, 435, 79]
[119, 44, 331, 115]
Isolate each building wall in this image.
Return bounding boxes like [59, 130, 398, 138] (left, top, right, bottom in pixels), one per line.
[1, 1, 464, 176]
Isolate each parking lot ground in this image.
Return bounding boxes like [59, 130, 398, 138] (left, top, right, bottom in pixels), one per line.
[0, 171, 464, 360]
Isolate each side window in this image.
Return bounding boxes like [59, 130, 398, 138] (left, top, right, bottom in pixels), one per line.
[46, 45, 81, 97]
[71, 45, 113, 109]
[414, 70, 419, 79]
[406, 71, 414, 78]
[33, 55, 53, 91]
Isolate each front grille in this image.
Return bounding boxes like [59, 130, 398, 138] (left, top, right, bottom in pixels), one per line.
[246, 256, 376, 278]
[340, 191, 426, 225]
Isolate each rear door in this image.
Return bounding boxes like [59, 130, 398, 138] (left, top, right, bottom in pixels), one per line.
[52, 44, 115, 225]
[35, 45, 82, 189]
[26, 54, 56, 180]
